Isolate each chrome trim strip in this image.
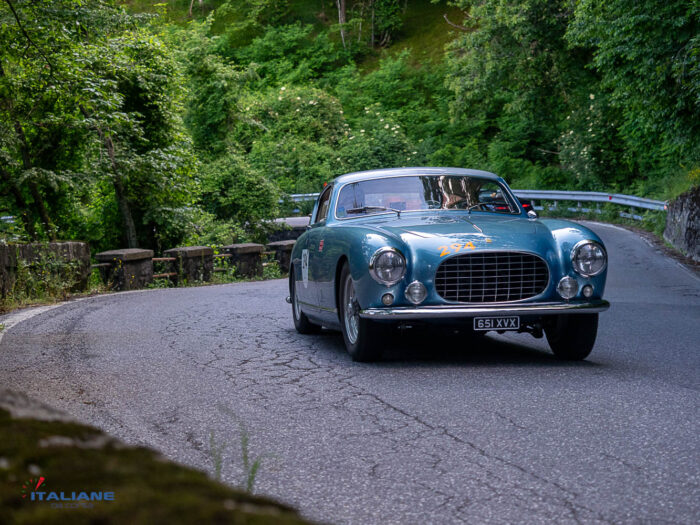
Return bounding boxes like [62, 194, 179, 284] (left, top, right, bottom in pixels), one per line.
[359, 300, 610, 319]
[298, 299, 338, 314]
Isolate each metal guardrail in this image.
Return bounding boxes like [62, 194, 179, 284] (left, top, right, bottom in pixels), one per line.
[285, 190, 667, 212]
[511, 190, 666, 211]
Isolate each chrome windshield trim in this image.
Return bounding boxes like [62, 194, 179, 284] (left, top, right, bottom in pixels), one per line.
[359, 300, 610, 319]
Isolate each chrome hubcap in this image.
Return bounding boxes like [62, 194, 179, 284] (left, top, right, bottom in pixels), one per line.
[343, 276, 359, 344]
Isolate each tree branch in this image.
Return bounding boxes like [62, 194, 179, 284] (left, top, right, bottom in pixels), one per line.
[3, 0, 55, 74]
[443, 13, 475, 32]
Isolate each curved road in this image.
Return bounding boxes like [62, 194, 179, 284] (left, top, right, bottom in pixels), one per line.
[2, 222, 699, 524]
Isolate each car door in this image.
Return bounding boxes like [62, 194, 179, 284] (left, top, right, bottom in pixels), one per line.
[306, 185, 333, 310]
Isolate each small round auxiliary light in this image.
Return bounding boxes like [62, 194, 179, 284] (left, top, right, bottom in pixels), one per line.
[582, 284, 594, 298]
[405, 281, 427, 305]
[382, 293, 395, 306]
[557, 276, 578, 300]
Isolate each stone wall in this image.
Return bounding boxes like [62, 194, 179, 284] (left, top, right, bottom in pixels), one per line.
[664, 186, 699, 262]
[0, 242, 91, 298]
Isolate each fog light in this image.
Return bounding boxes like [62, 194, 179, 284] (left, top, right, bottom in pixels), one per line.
[405, 281, 427, 305]
[382, 293, 394, 306]
[557, 276, 578, 300]
[582, 284, 594, 298]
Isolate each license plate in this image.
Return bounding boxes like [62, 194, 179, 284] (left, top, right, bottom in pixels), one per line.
[473, 316, 520, 331]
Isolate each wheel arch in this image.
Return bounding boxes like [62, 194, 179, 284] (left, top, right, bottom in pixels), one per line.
[334, 255, 349, 322]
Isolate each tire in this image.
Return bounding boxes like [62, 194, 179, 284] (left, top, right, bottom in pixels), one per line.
[338, 263, 383, 362]
[290, 268, 322, 335]
[545, 314, 599, 360]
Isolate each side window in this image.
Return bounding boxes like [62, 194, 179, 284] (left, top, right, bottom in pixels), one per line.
[314, 186, 332, 224]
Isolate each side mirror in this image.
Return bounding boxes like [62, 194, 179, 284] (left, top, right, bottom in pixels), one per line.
[527, 209, 538, 219]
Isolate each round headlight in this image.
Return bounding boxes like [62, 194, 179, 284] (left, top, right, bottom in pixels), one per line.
[405, 281, 427, 305]
[557, 276, 578, 299]
[369, 247, 406, 285]
[572, 241, 607, 276]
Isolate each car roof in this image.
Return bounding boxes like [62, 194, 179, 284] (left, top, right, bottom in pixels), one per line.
[332, 167, 501, 185]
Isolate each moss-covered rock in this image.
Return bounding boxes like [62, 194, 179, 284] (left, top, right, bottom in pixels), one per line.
[0, 403, 310, 524]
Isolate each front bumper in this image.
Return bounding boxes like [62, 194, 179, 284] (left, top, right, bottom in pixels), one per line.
[359, 300, 610, 320]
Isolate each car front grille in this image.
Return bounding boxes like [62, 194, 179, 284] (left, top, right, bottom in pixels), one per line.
[435, 251, 549, 303]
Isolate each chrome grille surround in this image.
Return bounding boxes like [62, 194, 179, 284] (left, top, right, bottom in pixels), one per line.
[435, 251, 550, 303]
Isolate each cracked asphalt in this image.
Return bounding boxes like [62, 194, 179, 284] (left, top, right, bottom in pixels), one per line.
[1, 222, 699, 524]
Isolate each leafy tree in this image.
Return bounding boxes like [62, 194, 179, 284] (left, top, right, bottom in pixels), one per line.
[566, 0, 700, 174]
[0, 0, 195, 249]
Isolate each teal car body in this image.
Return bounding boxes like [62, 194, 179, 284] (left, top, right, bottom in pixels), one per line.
[289, 167, 610, 361]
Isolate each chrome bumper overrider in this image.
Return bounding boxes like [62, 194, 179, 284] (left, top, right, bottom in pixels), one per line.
[359, 300, 610, 320]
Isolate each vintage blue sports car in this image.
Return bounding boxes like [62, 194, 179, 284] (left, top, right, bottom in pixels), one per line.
[288, 167, 609, 362]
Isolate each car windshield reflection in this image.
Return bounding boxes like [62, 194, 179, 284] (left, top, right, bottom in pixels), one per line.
[335, 175, 518, 218]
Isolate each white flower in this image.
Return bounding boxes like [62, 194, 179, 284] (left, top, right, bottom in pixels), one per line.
[278, 96, 282, 101]
[280, 86, 286, 91]
[384, 124, 389, 129]
[360, 129, 365, 133]
[589, 93, 595, 100]
[339, 110, 343, 114]
[349, 136, 355, 140]
[297, 96, 301, 100]
[412, 151, 417, 155]
[589, 105, 593, 111]
[296, 108, 300, 112]
[380, 118, 384, 122]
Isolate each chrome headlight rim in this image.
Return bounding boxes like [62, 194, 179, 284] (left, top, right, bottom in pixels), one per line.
[369, 247, 406, 286]
[571, 239, 607, 277]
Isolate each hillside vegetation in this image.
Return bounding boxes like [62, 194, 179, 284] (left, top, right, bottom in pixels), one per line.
[1, 0, 697, 251]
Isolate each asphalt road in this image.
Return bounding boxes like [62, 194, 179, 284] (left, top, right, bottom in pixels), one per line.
[2, 222, 699, 524]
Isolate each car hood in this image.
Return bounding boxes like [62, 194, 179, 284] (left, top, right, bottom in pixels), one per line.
[366, 213, 536, 240]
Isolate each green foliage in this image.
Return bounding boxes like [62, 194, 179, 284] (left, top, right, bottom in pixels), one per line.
[235, 23, 347, 87]
[1, 0, 695, 254]
[200, 151, 280, 227]
[566, 0, 700, 173]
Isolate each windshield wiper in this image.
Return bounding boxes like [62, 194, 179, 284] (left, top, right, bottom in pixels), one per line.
[347, 205, 402, 218]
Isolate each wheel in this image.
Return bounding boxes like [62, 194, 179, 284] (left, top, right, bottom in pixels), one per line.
[545, 314, 599, 360]
[290, 268, 322, 335]
[338, 263, 383, 362]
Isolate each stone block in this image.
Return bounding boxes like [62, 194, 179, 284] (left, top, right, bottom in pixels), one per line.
[265, 240, 296, 274]
[163, 246, 214, 284]
[0, 242, 91, 298]
[222, 243, 264, 278]
[95, 248, 154, 291]
[664, 186, 700, 262]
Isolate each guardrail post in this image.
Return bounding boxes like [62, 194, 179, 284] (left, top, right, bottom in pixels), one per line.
[265, 240, 296, 274]
[95, 248, 154, 291]
[163, 246, 214, 284]
[222, 243, 264, 278]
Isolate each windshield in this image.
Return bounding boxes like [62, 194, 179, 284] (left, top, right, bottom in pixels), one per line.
[335, 175, 518, 218]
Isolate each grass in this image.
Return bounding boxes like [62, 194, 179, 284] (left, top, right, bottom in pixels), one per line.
[360, 1, 464, 71]
[538, 202, 667, 238]
[0, 408, 309, 524]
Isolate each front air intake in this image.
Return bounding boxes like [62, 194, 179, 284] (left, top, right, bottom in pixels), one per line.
[435, 251, 549, 303]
